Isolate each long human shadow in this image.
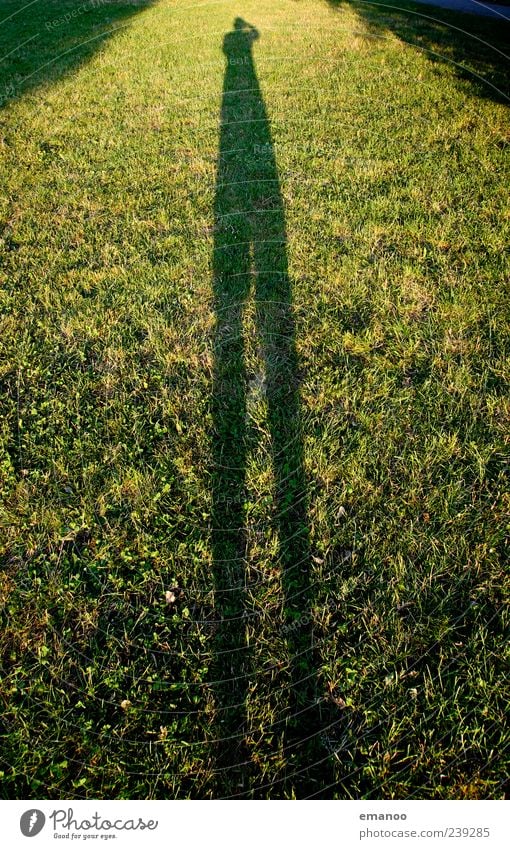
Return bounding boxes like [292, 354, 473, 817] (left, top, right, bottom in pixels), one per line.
[0, 0, 156, 109]
[324, 0, 509, 104]
[210, 18, 336, 797]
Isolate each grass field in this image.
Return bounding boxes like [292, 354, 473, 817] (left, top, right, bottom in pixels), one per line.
[0, 0, 509, 799]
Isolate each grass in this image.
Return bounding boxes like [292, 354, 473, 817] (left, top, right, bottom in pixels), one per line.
[0, 0, 509, 799]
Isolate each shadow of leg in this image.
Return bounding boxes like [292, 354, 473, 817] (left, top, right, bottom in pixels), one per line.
[211, 215, 253, 788]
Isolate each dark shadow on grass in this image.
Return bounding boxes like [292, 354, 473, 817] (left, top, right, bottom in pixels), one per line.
[210, 18, 337, 797]
[0, 0, 157, 108]
[324, 0, 510, 104]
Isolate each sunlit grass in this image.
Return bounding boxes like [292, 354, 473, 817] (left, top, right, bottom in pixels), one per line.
[0, 0, 509, 799]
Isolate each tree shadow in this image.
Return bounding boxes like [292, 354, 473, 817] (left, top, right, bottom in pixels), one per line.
[0, 0, 157, 108]
[324, 0, 510, 104]
[210, 18, 337, 797]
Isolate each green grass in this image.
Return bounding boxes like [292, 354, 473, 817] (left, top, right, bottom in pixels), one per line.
[0, 0, 509, 799]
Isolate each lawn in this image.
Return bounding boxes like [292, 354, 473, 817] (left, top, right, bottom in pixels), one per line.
[0, 0, 509, 799]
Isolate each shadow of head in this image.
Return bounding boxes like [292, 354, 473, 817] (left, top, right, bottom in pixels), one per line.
[233, 17, 260, 39]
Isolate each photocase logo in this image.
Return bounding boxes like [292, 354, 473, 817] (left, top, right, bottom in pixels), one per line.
[20, 810, 46, 838]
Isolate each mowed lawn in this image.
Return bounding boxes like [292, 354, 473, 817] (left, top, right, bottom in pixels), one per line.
[0, 0, 509, 799]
